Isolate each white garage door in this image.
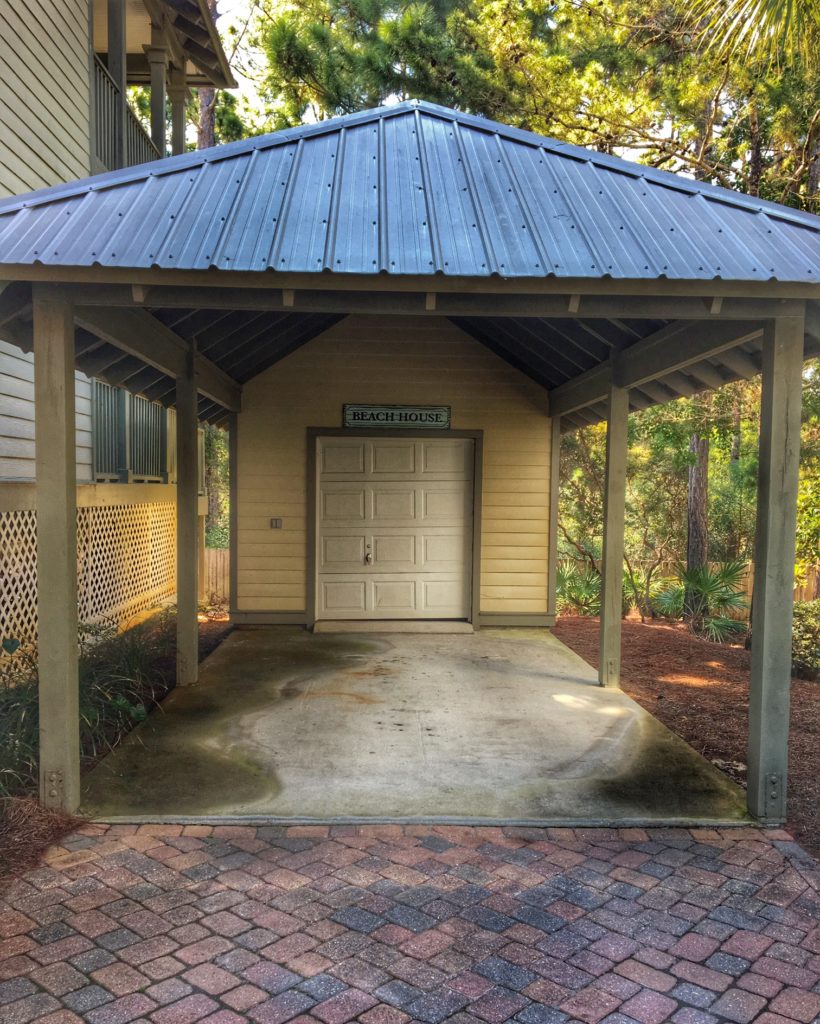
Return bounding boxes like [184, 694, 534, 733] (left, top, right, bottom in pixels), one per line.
[317, 437, 474, 620]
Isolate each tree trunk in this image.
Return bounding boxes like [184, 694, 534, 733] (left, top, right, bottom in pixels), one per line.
[748, 103, 762, 198]
[198, 0, 218, 150]
[685, 433, 709, 624]
[730, 398, 741, 462]
[809, 132, 820, 199]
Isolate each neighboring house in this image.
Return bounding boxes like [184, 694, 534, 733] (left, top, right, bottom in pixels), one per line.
[0, 0, 233, 640]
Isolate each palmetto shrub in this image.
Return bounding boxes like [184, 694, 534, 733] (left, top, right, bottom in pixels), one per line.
[654, 560, 749, 642]
[556, 562, 601, 615]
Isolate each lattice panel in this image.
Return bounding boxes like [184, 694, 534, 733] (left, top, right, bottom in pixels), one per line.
[77, 503, 177, 625]
[0, 509, 39, 642]
[0, 502, 177, 643]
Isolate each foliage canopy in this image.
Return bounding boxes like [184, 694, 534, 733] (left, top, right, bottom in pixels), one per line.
[239, 0, 820, 210]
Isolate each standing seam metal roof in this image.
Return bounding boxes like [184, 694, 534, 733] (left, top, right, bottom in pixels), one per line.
[0, 100, 818, 282]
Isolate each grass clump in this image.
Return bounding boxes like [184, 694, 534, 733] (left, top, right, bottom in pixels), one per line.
[0, 611, 176, 799]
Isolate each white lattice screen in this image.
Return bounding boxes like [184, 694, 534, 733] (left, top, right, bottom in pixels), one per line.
[0, 509, 38, 641]
[0, 503, 177, 642]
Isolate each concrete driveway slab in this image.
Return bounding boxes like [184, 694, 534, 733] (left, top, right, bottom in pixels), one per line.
[81, 628, 745, 823]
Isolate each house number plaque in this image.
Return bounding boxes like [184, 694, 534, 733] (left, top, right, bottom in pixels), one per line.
[343, 404, 451, 429]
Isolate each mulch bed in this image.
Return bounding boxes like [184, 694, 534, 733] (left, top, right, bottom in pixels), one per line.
[553, 614, 820, 858]
[0, 619, 234, 889]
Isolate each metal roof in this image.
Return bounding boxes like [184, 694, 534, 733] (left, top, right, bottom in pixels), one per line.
[0, 100, 818, 282]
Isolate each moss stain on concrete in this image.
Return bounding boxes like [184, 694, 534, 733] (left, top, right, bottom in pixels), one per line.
[81, 629, 387, 817]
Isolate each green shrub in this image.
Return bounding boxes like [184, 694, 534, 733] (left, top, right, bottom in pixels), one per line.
[0, 612, 176, 799]
[792, 600, 820, 680]
[654, 560, 748, 642]
[557, 563, 601, 615]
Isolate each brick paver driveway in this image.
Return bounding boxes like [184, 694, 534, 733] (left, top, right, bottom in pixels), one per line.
[2, 824, 820, 1024]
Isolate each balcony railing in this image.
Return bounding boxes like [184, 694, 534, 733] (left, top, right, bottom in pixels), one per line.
[93, 55, 161, 172]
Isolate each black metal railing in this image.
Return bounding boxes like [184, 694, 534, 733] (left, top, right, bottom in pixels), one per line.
[93, 55, 161, 171]
[93, 381, 167, 482]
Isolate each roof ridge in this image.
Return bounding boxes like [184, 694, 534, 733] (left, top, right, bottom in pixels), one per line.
[0, 98, 818, 234]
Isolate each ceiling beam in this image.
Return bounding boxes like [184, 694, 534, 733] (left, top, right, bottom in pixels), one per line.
[549, 320, 763, 417]
[617, 320, 763, 388]
[716, 347, 760, 379]
[548, 363, 611, 417]
[0, 282, 31, 328]
[74, 306, 241, 411]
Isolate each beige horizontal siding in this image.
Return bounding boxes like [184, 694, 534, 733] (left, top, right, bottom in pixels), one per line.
[0, 0, 90, 198]
[0, 341, 92, 481]
[236, 315, 553, 617]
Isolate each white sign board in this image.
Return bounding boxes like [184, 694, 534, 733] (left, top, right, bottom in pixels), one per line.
[343, 405, 451, 429]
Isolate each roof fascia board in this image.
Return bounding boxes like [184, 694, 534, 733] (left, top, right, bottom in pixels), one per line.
[1, 268, 817, 301]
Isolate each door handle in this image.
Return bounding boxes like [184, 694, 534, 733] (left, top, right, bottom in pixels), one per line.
[364, 551, 373, 565]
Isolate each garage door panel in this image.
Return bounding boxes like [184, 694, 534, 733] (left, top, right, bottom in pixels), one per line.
[322, 580, 367, 613]
[422, 487, 470, 522]
[322, 488, 366, 521]
[421, 440, 472, 475]
[372, 441, 416, 474]
[317, 437, 474, 620]
[422, 532, 469, 570]
[373, 534, 416, 570]
[373, 579, 416, 612]
[372, 488, 416, 521]
[321, 535, 366, 570]
[322, 442, 365, 474]
[318, 574, 469, 618]
[422, 579, 467, 611]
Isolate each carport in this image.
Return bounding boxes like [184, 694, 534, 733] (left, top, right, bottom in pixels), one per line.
[0, 100, 817, 823]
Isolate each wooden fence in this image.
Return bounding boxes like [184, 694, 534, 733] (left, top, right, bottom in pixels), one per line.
[203, 547, 230, 603]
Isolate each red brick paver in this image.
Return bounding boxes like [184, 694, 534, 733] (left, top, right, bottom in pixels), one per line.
[1, 825, 818, 1024]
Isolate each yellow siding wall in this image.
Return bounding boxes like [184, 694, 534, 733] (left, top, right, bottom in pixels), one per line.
[237, 316, 553, 619]
[0, 0, 91, 197]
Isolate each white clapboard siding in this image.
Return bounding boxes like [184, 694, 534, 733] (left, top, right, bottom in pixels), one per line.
[0, 341, 93, 481]
[0, 0, 91, 198]
[237, 315, 553, 617]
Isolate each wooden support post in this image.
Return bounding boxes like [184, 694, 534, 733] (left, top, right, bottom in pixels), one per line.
[168, 65, 188, 156]
[747, 315, 804, 823]
[33, 286, 80, 811]
[228, 413, 238, 617]
[176, 350, 199, 685]
[546, 416, 561, 623]
[598, 384, 629, 687]
[107, 0, 127, 168]
[145, 36, 169, 157]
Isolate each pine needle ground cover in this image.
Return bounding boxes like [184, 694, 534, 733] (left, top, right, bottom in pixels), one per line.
[554, 615, 820, 858]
